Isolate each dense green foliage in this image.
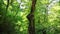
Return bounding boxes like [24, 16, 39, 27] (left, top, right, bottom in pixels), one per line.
[0, 0, 60, 34]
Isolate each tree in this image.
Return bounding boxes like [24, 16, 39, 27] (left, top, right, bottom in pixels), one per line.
[27, 0, 37, 34]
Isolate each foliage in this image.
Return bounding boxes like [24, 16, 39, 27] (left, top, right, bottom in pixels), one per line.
[0, 0, 60, 34]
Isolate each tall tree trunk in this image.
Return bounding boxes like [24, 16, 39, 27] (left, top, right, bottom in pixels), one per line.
[27, 0, 37, 34]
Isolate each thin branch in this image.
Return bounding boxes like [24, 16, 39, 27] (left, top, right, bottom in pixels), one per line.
[6, 0, 9, 12]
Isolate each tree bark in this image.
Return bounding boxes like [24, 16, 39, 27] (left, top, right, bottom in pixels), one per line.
[27, 0, 37, 34]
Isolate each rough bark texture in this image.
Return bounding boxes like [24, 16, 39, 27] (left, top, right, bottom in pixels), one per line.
[27, 0, 37, 34]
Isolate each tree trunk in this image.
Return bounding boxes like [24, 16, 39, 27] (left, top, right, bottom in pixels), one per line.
[27, 0, 37, 34]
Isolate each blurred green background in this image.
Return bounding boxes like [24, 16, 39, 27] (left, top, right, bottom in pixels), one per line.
[0, 0, 60, 34]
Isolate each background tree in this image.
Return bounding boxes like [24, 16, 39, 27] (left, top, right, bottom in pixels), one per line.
[27, 0, 37, 34]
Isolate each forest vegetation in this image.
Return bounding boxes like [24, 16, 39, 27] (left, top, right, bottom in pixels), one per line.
[0, 0, 60, 34]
